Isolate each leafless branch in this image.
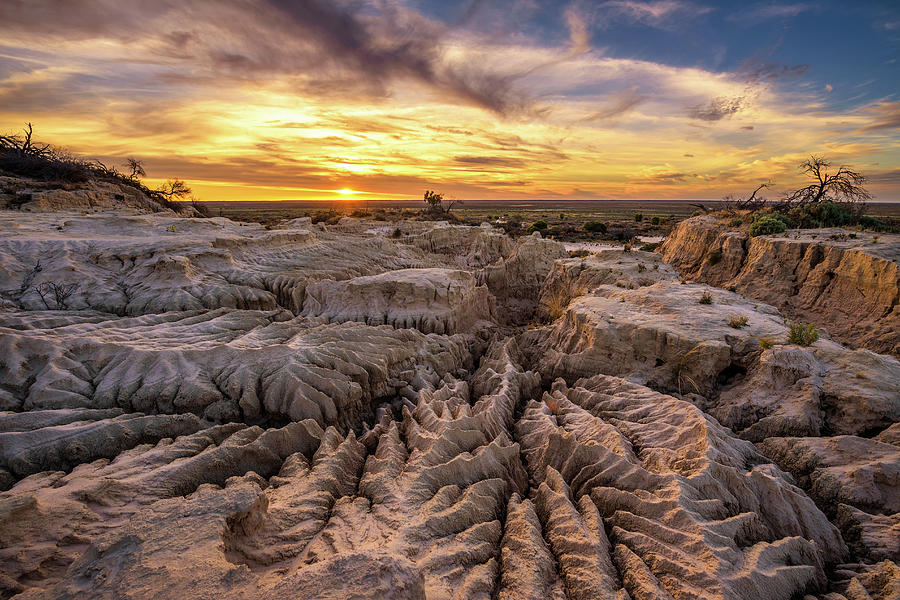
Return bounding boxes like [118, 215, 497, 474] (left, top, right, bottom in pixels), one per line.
[31, 281, 77, 310]
[783, 156, 871, 205]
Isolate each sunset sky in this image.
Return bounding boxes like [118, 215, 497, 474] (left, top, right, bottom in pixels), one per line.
[1, 0, 899, 202]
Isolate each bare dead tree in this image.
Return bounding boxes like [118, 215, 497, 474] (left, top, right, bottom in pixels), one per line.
[444, 198, 463, 213]
[689, 202, 710, 213]
[32, 281, 77, 310]
[0, 123, 51, 157]
[190, 196, 211, 217]
[125, 158, 146, 180]
[723, 181, 771, 211]
[19, 260, 42, 294]
[156, 179, 192, 201]
[783, 156, 871, 206]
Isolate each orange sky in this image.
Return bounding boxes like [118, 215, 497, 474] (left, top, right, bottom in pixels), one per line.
[1, 1, 899, 202]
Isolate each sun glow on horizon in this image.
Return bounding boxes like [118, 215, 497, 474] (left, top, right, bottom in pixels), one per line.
[1, 0, 898, 202]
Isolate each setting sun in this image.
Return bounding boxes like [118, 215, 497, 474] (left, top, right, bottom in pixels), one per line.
[335, 189, 357, 196]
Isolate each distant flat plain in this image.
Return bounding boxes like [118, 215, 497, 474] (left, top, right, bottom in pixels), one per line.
[204, 199, 900, 224]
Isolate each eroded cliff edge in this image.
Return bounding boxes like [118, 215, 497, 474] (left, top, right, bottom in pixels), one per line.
[658, 215, 900, 357]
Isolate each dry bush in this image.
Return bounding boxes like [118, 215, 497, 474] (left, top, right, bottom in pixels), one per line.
[32, 281, 77, 310]
[541, 284, 587, 321]
[727, 315, 749, 329]
[672, 346, 703, 395]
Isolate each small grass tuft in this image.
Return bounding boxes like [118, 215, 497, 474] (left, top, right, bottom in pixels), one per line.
[758, 336, 775, 350]
[672, 346, 703, 395]
[728, 315, 749, 329]
[699, 292, 713, 304]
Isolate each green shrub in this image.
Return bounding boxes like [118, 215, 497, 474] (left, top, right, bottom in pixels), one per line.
[787, 321, 818, 346]
[789, 201, 855, 229]
[749, 214, 788, 237]
[584, 220, 607, 233]
[758, 336, 775, 350]
[699, 292, 713, 304]
[527, 220, 548, 234]
[651, 216, 661, 226]
[634, 213, 644, 222]
[858, 216, 887, 231]
[728, 218, 743, 227]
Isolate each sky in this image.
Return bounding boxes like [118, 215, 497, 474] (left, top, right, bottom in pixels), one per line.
[1, 0, 899, 202]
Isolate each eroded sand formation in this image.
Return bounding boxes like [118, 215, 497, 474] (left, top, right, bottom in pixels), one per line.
[1, 210, 898, 599]
[660, 215, 900, 357]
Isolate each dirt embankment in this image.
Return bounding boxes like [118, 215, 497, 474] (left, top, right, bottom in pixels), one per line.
[659, 215, 900, 357]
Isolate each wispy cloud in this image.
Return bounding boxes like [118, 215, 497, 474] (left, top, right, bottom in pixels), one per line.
[564, 5, 592, 56]
[595, 1, 712, 29]
[739, 61, 809, 84]
[687, 96, 744, 121]
[856, 101, 900, 132]
[584, 87, 646, 122]
[0, 0, 534, 115]
[729, 3, 813, 23]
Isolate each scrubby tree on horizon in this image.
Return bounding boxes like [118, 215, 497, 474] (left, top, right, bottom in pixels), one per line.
[423, 189, 461, 214]
[156, 179, 192, 201]
[424, 190, 443, 210]
[125, 157, 146, 180]
[784, 156, 871, 205]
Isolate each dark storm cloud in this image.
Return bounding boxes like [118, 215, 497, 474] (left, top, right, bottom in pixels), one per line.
[687, 96, 744, 121]
[0, 0, 530, 115]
